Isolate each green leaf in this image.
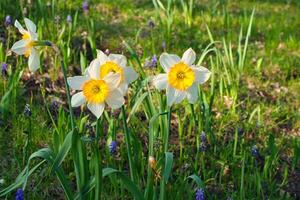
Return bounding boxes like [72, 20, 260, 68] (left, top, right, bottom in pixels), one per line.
[51, 130, 73, 173]
[163, 152, 173, 183]
[75, 168, 144, 200]
[186, 174, 204, 188]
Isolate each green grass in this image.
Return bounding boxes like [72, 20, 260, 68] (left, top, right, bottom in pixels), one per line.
[0, 0, 300, 199]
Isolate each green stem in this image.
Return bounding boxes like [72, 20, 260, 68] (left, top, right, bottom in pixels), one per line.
[39, 40, 75, 129]
[164, 106, 172, 152]
[94, 118, 102, 200]
[160, 106, 172, 200]
[121, 105, 136, 184]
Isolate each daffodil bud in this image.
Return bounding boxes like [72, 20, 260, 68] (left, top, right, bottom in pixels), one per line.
[148, 156, 156, 169]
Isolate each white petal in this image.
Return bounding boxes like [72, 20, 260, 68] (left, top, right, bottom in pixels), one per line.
[103, 73, 121, 89]
[96, 50, 108, 65]
[192, 66, 211, 84]
[187, 84, 198, 104]
[159, 53, 181, 72]
[11, 40, 27, 55]
[166, 85, 176, 106]
[67, 76, 89, 90]
[123, 67, 138, 83]
[87, 103, 105, 119]
[182, 48, 196, 66]
[14, 20, 26, 34]
[28, 48, 40, 72]
[87, 59, 100, 79]
[153, 74, 168, 90]
[71, 92, 86, 107]
[106, 89, 125, 109]
[24, 18, 36, 33]
[29, 31, 38, 41]
[118, 82, 128, 95]
[174, 90, 187, 104]
[108, 54, 127, 67]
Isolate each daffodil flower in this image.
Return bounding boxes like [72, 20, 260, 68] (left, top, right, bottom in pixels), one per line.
[67, 61, 125, 119]
[90, 50, 138, 94]
[11, 18, 40, 72]
[153, 48, 211, 106]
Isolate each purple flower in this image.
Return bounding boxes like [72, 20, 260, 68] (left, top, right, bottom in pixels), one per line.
[195, 188, 205, 200]
[1, 63, 8, 76]
[200, 131, 206, 142]
[15, 188, 24, 200]
[109, 141, 117, 154]
[200, 143, 206, 152]
[151, 55, 157, 67]
[4, 15, 12, 26]
[67, 14, 72, 23]
[251, 145, 259, 157]
[82, 1, 89, 12]
[24, 104, 31, 117]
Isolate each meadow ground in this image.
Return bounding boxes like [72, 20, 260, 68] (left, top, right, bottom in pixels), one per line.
[0, 0, 300, 199]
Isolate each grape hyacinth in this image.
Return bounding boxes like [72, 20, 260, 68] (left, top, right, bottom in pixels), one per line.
[195, 188, 205, 200]
[151, 55, 157, 67]
[15, 188, 24, 200]
[82, 1, 89, 12]
[109, 141, 117, 154]
[251, 145, 260, 158]
[4, 15, 12, 26]
[24, 104, 32, 117]
[200, 131, 207, 152]
[1, 63, 8, 76]
[66, 14, 72, 24]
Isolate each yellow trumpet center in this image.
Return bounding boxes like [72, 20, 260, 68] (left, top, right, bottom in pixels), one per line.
[24, 41, 35, 58]
[168, 62, 195, 90]
[82, 79, 109, 104]
[22, 32, 31, 40]
[100, 61, 124, 84]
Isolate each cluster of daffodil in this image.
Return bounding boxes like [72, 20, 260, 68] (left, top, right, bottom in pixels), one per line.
[11, 18, 211, 120]
[7, 17, 212, 199]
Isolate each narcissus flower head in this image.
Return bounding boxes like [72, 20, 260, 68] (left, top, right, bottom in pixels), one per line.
[153, 48, 211, 106]
[92, 50, 139, 95]
[67, 60, 126, 119]
[11, 18, 40, 72]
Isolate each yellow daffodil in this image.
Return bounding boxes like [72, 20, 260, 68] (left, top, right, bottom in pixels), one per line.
[67, 61, 125, 118]
[153, 48, 211, 106]
[11, 18, 40, 72]
[91, 50, 138, 94]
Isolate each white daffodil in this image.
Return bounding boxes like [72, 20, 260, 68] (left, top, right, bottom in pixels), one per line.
[153, 48, 211, 106]
[11, 18, 40, 72]
[89, 50, 138, 94]
[67, 61, 125, 119]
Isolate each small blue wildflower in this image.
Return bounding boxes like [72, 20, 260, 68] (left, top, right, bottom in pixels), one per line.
[24, 104, 31, 117]
[109, 141, 117, 154]
[4, 15, 12, 26]
[251, 145, 259, 157]
[200, 131, 206, 142]
[15, 188, 24, 200]
[151, 55, 157, 67]
[2, 63, 8, 76]
[67, 14, 72, 23]
[195, 188, 205, 200]
[200, 143, 206, 152]
[82, 1, 89, 12]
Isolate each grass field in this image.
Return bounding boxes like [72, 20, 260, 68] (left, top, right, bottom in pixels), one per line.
[0, 0, 300, 199]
